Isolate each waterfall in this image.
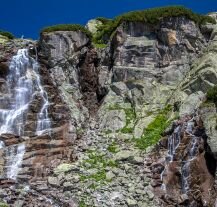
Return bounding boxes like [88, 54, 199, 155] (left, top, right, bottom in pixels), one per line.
[6, 143, 25, 179]
[0, 49, 51, 136]
[0, 49, 33, 135]
[0, 140, 5, 149]
[161, 115, 201, 195]
[167, 125, 181, 161]
[0, 48, 51, 180]
[34, 62, 51, 135]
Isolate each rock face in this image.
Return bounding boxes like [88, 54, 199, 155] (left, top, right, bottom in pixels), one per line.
[98, 17, 209, 139]
[152, 115, 216, 206]
[0, 14, 217, 207]
[111, 17, 205, 84]
[0, 38, 74, 206]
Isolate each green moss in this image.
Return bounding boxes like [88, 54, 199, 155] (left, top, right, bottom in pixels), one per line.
[206, 85, 217, 106]
[93, 43, 107, 49]
[215, 118, 217, 130]
[136, 105, 172, 150]
[0, 31, 14, 39]
[80, 151, 118, 182]
[107, 159, 118, 167]
[121, 107, 136, 134]
[80, 170, 106, 182]
[103, 129, 113, 134]
[0, 202, 8, 207]
[41, 24, 92, 38]
[79, 200, 87, 207]
[120, 127, 134, 134]
[94, 6, 216, 44]
[108, 142, 118, 153]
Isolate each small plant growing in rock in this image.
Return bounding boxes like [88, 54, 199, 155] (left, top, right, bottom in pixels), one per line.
[107, 141, 118, 153]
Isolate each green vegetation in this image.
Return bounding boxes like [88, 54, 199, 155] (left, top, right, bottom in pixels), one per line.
[39, 6, 216, 48]
[92, 43, 107, 49]
[41, 24, 92, 38]
[0, 30, 14, 39]
[0, 201, 8, 207]
[107, 141, 118, 153]
[80, 151, 117, 183]
[103, 129, 113, 134]
[79, 200, 87, 207]
[94, 6, 216, 44]
[136, 105, 172, 150]
[96, 17, 112, 24]
[207, 85, 217, 106]
[80, 170, 106, 182]
[120, 107, 136, 134]
[108, 104, 136, 134]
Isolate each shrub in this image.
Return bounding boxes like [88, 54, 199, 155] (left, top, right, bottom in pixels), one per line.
[41, 24, 92, 38]
[0, 30, 14, 39]
[207, 85, 217, 105]
[94, 6, 216, 44]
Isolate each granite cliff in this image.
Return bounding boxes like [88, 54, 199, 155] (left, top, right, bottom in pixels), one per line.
[0, 6, 217, 207]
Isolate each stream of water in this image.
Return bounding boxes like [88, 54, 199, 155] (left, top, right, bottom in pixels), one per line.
[161, 116, 201, 194]
[0, 48, 51, 180]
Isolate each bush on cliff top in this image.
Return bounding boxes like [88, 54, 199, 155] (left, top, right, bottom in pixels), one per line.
[94, 6, 216, 44]
[41, 24, 92, 38]
[0, 30, 14, 39]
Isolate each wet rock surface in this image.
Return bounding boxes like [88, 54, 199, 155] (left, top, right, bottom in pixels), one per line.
[151, 115, 216, 206]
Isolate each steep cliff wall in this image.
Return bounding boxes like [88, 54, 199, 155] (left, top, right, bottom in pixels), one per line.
[0, 9, 216, 207]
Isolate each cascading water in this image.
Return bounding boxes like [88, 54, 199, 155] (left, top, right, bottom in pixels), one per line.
[35, 78, 51, 135]
[167, 125, 182, 162]
[161, 115, 202, 195]
[0, 49, 33, 135]
[0, 48, 51, 180]
[6, 143, 25, 179]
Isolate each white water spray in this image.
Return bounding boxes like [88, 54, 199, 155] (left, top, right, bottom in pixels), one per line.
[0, 48, 51, 180]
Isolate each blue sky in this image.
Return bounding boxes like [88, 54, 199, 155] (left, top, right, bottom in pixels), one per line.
[1, 0, 217, 39]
